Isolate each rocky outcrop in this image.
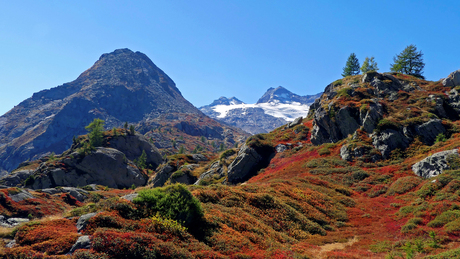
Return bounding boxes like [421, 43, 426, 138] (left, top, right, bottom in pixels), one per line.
[371, 129, 411, 159]
[39, 187, 89, 202]
[170, 165, 198, 185]
[340, 144, 381, 162]
[412, 149, 459, 178]
[109, 133, 162, 169]
[414, 119, 446, 145]
[286, 117, 303, 129]
[30, 148, 147, 189]
[442, 70, 460, 87]
[194, 161, 226, 185]
[77, 212, 98, 232]
[227, 143, 274, 184]
[227, 144, 263, 184]
[150, 164, 175, 187]
[311, 105, 361, 145]
[68, 235, 91, 254]
[0, 215, 29, 228]
[0, 170, 34, 187]
[8, 189, 35, 202]
[150, 155, 208, 187]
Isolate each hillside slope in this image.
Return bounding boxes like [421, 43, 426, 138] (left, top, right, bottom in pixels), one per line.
[4, 70, 460, 258]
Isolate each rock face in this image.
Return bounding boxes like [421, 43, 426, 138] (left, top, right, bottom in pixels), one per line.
[227, 143, 274, 184]
[108, 133, 162, 168]
[200, 87, 321, 134]
[0, 48, 246, 176]
[30, 147, 147, 189]
[371, 129, 411, 158]
[150, 155, 208, 187]
[442, 70, 460, 87]
[412, 149, 459, 178]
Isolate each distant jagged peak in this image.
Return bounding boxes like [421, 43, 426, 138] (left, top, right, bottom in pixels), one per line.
[257, 86, 308, 104]
[207, 96, 245, 107]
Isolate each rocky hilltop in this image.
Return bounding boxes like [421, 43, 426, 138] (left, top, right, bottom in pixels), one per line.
[308, 71, 460, 163]
[0, 49, 247, 175]
[200, 86, 321, 134]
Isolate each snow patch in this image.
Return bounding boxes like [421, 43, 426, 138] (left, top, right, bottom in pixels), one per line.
[212, 102, 309, 122]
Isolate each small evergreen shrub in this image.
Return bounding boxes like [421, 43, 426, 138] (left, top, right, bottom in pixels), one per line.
[386, 176, 422, 196]
[133, 184, 204, 228]
[427, 210, 460, 228]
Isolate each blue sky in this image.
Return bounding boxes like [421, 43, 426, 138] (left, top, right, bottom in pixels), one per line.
[1, 1, 460, 115]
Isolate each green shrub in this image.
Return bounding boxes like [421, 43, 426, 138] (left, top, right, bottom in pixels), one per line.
[220, 149, 236, 160]
[386, 176, 422, 196]
[444, 218, 460, 233]
[133, 184, 204, 228]
[171, 170, 185, 179]
[435, 133, 447, 143]
[424, 248, 460, 259]
[401, 222, 417, 233]
[427, 210, 460, 228]
[376, 118, 400, 131]
[417, 182, 439, 199]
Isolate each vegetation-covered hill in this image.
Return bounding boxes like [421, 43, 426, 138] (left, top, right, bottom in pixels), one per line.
[3, 71, 460, 258]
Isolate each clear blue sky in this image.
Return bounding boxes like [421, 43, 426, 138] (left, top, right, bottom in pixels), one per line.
[1, 1, 460, 115]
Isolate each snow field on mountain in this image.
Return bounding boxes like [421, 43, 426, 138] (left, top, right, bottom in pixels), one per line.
[212, 101, 310, 121]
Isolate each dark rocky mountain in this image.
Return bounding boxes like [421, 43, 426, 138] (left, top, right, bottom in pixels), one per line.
[200, 86, 321, 134]
[0, 49, 247, 176]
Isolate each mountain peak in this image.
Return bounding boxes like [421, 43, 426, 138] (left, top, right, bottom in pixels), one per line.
[0, 48, 205, 173]
[256, 86, 295, 104]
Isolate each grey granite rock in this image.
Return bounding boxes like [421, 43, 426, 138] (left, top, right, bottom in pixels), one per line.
[412, 149, 459, 178]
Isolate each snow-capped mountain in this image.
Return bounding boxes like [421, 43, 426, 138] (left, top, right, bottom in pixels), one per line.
[200, 86, 322, 134]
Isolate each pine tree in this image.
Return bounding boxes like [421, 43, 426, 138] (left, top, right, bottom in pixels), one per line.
[85, 118, 105, 147]
[390, 44, 425, 78]
[136, 150, 147, 169]
[178, 145, 185, 154]
[342, 53, 360, 77]
[129, 125, 135, 135]
[360, 57, 379, 73]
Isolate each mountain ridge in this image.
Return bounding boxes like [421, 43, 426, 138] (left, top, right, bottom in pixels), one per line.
[0, 48, 247, 175]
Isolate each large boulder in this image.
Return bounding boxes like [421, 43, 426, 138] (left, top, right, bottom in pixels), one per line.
[194, 161, 226, 185]
[31, 148, 147, 189]
[150, 164, 175, 187]
[371, 129, 411, 159]
[227, 143, 274, 184]
[414, 119, 446, 145]
[412, 149, 459, 178]
[442, 70, 460, 87]
[311, 106, 360, 145]
[67, 235, 91, 254]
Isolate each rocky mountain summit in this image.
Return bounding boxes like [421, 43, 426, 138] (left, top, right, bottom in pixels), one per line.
[0, 49, 247, 176]
[200, 86, 321, 134]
